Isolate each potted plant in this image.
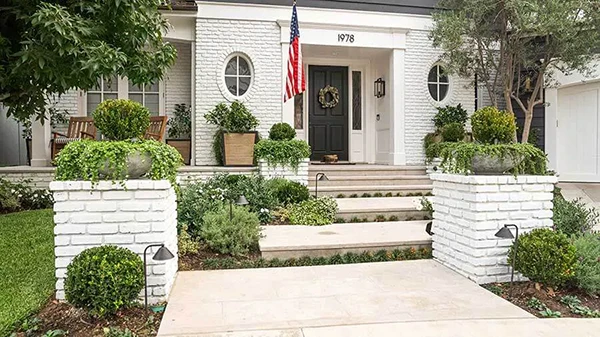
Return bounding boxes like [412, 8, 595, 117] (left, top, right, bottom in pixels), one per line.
[166, 103, 191, 165]
[205, 101, 259, 166]
[54, 99, 183, 184]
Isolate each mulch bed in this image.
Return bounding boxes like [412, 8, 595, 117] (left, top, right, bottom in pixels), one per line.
[12, 298, 162, 337]
[483, 282, 600, 318]
[178, 245, 261, 271]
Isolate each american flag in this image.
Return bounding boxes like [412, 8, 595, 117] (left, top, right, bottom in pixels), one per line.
[284, 2, 305, 102]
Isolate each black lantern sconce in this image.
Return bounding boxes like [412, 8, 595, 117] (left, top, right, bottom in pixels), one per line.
[374, 78, 385, 98]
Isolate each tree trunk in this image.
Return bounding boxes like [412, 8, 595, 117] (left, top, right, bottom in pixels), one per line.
[504, 90, 518, 142]
[521, 106, 534, 144]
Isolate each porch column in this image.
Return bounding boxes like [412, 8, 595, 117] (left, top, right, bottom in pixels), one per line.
[389, 48, 406, 165]
[30, 116, 51, 167]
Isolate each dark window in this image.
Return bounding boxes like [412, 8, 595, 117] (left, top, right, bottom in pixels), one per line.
[428, 65, 450, 102]
[352, 71, 362, 130]
[294, 93, 303, 129]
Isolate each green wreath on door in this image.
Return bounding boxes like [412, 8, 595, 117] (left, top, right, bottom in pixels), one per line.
[318, 85, 340, 109]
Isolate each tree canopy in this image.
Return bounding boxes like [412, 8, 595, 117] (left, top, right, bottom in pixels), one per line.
[0, 0, 177, 122]
[431, 0, 600, 143]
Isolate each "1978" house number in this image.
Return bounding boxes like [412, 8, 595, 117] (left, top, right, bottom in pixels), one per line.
[338, 33, 355, 43]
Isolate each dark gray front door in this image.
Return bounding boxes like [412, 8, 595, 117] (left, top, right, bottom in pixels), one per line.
[309, 65, 349, 161]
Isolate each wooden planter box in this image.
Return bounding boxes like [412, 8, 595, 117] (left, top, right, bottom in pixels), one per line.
[166, 139, 191, 165]
[223, 132, 257, 166]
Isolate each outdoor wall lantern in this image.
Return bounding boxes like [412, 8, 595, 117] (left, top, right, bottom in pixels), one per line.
[495, 224, 519, 290]
[230, 195, 249, 220]
[374, 78, 386, 98]
[314, 173, 329, 198]
[143, 244, 175, 309]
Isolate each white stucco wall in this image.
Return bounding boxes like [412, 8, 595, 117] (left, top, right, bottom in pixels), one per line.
[404, 30, 475, 165]
[194, 18, 282, 165]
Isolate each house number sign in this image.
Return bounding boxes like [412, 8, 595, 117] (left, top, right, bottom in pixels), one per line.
[338, 33, 355, 43]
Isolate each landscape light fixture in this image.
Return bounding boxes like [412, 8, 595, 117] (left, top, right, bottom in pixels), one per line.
[230, 194, 249, 220]
[314, 172, 329, 198]
[495, 224, 519, 289]
[143, 244, 175, 309]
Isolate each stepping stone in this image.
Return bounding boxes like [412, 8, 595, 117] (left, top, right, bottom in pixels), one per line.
[259, 221, 431, 259]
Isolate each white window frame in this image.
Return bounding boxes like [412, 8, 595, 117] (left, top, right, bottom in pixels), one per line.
[83, 77, 165, 116]
[427, 64, 451, 103]
[223, 53, 254, 99]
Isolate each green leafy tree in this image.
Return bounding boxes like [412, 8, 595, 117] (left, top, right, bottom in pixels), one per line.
[431, 0, 600, 142]
[0, 0, 177, 122]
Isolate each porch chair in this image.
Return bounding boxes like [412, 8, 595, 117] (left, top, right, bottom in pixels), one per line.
[51, 117, 97, 160]
[144, 116, 168, 141]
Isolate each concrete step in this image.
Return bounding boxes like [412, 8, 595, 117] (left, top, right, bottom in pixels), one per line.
[310, 184, 433, 197]
[308, 164, 426, 177]
[308, 175, 431, 187]
[335, 196, 430, 221]
[259, 221, 432, 259]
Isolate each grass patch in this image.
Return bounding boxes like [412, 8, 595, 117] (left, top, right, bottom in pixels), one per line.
[0, 209, 55, 336]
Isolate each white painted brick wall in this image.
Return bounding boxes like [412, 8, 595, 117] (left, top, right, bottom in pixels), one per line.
[430, 173, 557, 284]
[48, 91, 80, 134]
[405, 30, 475, 165]
[258, 159, 309, 185]
[50, 180, 178, 304]
[195, 19, 282, 165]
[166, 42, 192, 127]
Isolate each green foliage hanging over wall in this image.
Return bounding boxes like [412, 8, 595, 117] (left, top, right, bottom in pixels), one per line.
[254, 139, 311, 171]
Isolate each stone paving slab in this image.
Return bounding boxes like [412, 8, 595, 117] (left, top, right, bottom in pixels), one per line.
[259, 221, 431, 259]
[164, 319, 600, 337]
[335, 196, 422, 212]
[157, 260, 531, 336]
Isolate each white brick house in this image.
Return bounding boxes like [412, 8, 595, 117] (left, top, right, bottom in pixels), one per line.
[13, 0, 481, 168]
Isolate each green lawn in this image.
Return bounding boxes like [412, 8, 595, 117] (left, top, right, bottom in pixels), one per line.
[0, 209, 55, 336]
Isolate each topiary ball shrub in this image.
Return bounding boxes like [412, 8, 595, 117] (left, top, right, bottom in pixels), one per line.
[509, 228, 577, 287]
[65, 246, 144, 317]
[93, 99, 151, 141]
[269, 179, 310, 205]
[432, 104, 468, 130]
[201, 206, 261, 256]
[269, 122, 296, 141]
[553, 197, 599, 237]
[471, 106, 516, 144]
[288, 197, 338, 226]
[440, 122, 465, 142]
[573, 233, 600, 295]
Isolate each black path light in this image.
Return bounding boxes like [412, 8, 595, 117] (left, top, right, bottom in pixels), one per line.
[230, 195, 249, 220]
[314, 173, 328, 198]
[143, 244, 175, 309]
[495, 224, 519, 289]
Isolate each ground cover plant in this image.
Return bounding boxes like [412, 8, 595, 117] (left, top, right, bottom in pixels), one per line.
[0, 210, 54, 336]
[0, 178, 53, 214]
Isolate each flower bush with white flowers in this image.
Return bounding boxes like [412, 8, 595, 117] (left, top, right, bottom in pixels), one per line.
[0, 178, 53, 213]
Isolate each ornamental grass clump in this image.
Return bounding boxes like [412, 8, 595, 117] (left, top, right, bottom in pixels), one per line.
[509, 228, 577, 287]
[572, 233, 600, 295]
[64, 246, 144, 317]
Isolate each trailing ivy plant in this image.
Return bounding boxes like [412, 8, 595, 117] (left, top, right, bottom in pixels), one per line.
[55, 139, 182, 185]
[426, 142, 547, 176]
[254, 139, 311, 171]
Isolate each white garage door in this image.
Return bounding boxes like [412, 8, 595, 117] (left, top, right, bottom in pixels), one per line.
[558, 82, 600, 182]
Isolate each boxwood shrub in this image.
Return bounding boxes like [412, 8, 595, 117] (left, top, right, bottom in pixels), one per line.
[269, 122, 296, 141]
[93, 99, 150, 141]
[509, 228, 577, 287]
[64, 246, 144, 317]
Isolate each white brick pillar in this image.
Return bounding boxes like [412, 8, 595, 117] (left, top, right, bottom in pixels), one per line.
[430, 173, 557, 284]
[50, 180, 178, 304]
[258, 159, 309, 185]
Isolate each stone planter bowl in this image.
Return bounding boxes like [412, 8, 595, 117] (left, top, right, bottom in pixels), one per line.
[99, 151, 152, 179]
[471, 153, 521, 175]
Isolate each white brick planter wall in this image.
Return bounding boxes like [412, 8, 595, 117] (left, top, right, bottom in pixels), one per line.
[430, 173, 557, 284]
[50, 180, 178, 304]
[258, 159, 309, 186]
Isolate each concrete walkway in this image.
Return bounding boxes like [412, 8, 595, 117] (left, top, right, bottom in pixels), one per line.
[558, 183, 600, 231]
[259, 221, 431, 259]
[158, 260, 531, 336]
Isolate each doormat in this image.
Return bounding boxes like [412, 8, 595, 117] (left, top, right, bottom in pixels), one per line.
[310, 162, 356, 165]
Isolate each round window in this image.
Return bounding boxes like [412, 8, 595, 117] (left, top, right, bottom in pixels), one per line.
[428, 64, 450, 102]
[224, 54, 253, 97]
